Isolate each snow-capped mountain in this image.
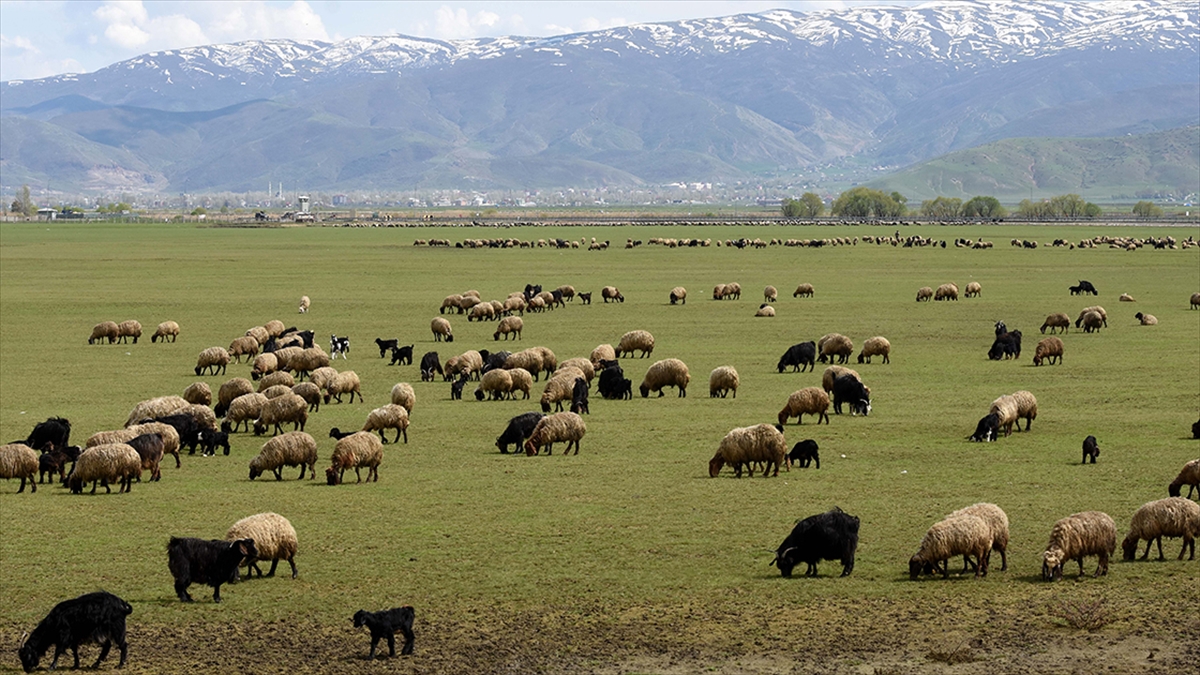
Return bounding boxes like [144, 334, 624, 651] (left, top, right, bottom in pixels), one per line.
[1, 0, 1196, 192]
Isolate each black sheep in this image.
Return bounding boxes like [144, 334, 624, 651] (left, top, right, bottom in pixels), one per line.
[777, 342, 817, 373]
[18, 591, 132, 672]
[199, 428, 231, 456]
[597, 363, 627, 400]
[1082, 435, 1100, 464]
[968, 413, 1000, 442]
[788, 439, 820, 469]
[388, 345, 414, 366]
[38, 445, 81, 484]
[166, 537, 257, 603]
[419, 351, 442, 382]
[127, 432, 165, 481]
[481, 350, 512, 374]
[569, 377, 589, 415]
[352, 606, 415, 659]
[1077, 280, 1098, 295]
[296, 330, 315, 348]
[496, 412, 544, 454]
[578, 292, 592, 305]
[23, 417, 72, 452]
[375, 338, 399, 358]
[771, 507, 860, 577]
[988, 330, 1022, 361]
[831, 375, 871, 416]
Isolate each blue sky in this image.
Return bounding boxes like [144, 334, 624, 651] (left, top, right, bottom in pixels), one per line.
[0, 0, 909, 81]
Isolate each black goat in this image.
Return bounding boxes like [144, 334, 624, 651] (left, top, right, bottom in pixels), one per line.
[988, 330, 1022, 361]
[352, 606, 415, 659]
[495, 412, 543, 454]
[523, 283, 543, 302]
[420, 351, 442, 381]
[167, 537, 257, 603]
[788, 439, 820, 469]
[19, 591, 131, 672]
[1082, 435, 1100, 464]
[569, 377, 589, 415]
[771, 507, 860, 577]
[328, 428, 356, 440]
[481, 350, 512, 374]
[994, 321, 1007, 337]
[198, 429, 230, 456]
[388, 345, 414, 366]
[968, 413, 1000, 442]
[578, 292, 592, 305]
[127, 432, 165, 481]
[597, 362, 627, 400]
[450, 374, 469, 400]
[375, 338, 399, 358]
[39, 445, 81, 484]
[24, 417, 71, 452]
[145, 413, 205, 455]
[831, 375, 871, 416]
[777, 342, 817, 373]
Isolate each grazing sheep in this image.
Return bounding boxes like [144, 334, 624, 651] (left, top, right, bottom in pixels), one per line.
[989, 395, 1019, 437]
[508, 368, 533, 400]
[0, 443, 38, 493]
[260, 384, 292, 400]
[289, 347, 331, 380]
[352, 607, 415, 659]
[469, 302, 495, 322]
[245, 325, 270, 346]
[124, 395, 190, 427]
[934, 283, 959, 301]
[821, 366, 860, 395]
[1135, 312, 1158, 325]
[309, 366, 339, 392]
[88, 321, 119, 344]
[1192, 292, 1200, 309]
[1042, 511, 1117, 581]
[1010, 390, 1038, 431]
[590, 344, 616, 368]
[1040, 313, 1071, 334]
[708, 423, 788, 478]
[915, 286, 933, 302]
[909, 514, 992, 579]
[447, 350, 485, 381]
[327, 432, 383, 484]
[264, 320, 285, 338]
[475, 369, 514, 402]
[964, 281, 982, 298]
[794, 283, 815, 298]
[250, 432, 317, 481]
[724, 282, 742, 299]
[89, 422, 181, 469]
[151, 320, 180, 343]
[17, 591, 132, 672]
[127, 433, 165, 481]
[787, 439, 819, 469]
[1168, 459, 1200, 499]
[430, 317, 454, 342]
[1075, 305, 1108, 328]
[387, 383, 415, 413]
[523, 411, 586, 456]
[777, 342, 817, 373]
[713, 283, 727, 300]
[194, 346, 231, 376]
[228, 336, 260, 363]
[167, 537, 257, 603]
[617, 330, 655, 358]
[708, 366, 739, 398]
[496, 412, 544, 454]
[257, 370, 296, 391]
[558, 358, 595, 383]
[1081, 310, 1104, 333]
[182, 382, 212, 407]
[948, 503, 1010, 572]
[1121, 497, 1200, 561]
[291, 382, 322, 412]
[764, 285, 778, 303]
[533, 346, 558, 376]
[252, 394, 308, 436]
[323, 371, 362, 404]
[226, 512, 299, 578]
[831, 375, 871, 416]
[440, 294, 462, 314]
[1119, 292, 1135, 302]
[669, 286, 687, 305]
[856, 336, 891, 364]
[1033, 337, 1064, 366]
[755, 304, 776, 317]
[494, 316, 523, 341]
[116, 320, 142, 344]
[504, 349, 544, 380]
[817, 333, 853, 365]
[601, 286, 624, 303]
[771, 507, 859, 577]
[539, 368, 583, 412]
[1082, 435, 1100, 464]
[224, 393, 270, 432]
[298, 295, 310, 313]
[639, 358, 690, 398]
[556, 285, 576, 302]
[66, 443, 141, 494]
[270, 346, 304, 372]
[778, 388, 831, 426]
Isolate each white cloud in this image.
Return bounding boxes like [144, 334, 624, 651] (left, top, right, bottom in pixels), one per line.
[543, 23, 575, 35]
[429, 6, 509, 40]
[0, 33, 83, 80]
[205, 1, 330, 42]
[580, 16, 630, 32]
[92, 0, 207, 50]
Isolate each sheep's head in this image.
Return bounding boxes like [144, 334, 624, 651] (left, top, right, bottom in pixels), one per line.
[475, 389, 486, 401]
[1042, 549, 1064, 581]
[249, 466, 262, 481]
[1121, 534, 1140, 561]
[908, 555, 925, 580]
[708, 454, 725, 478]
[773, 548, 798, 578]
[194, 366, 204, 376]
[523, 439, 538, 457]
[252, 421, 268, 436]
[639, 384, 651, 398]
[18, 632, 40, 673]
[325, 466, 341, 485]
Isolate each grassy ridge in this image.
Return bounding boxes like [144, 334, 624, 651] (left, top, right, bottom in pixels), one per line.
[0, 221, 1198, 672]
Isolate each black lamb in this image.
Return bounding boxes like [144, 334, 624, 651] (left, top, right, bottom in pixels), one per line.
[23, 416, 72, 452]
[420, 351, 442, 382]
[481, 350, 512, 374]
[968, 413, 1000, 442]
[18, 591, 131, 673]
[1082, 435, 1100, 464]
[788, 439, 820, 469]
[375, 338, 399, 358]
[450, 374, 469, 400]
[198, 428, 231, 456]
[127, 432, 165, 481]
[770, 507, 860, 578]
[831, 375, 871, 416]
[167, 537, 257, 603]
[352, 606, 415, 659]
[388, 345, 414, 366]
[597, 362, 628, 400]
[39, 445, 81, 484]
[569, 377, 589, 415]
[495, 412, 544, 454]
[777, 342, 817, 373]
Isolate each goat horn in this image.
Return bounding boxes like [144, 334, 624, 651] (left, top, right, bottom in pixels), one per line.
[19, 631, 29, 647]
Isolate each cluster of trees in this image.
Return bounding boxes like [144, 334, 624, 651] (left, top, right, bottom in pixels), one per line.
[1132, 200, 1163, 217]
[785, 188, 1152, 221]
[9, 185, 35, 217]
[919, 195, 1007, 219]
[1014, 194, 1101, 219]
[781, 193, 824, 218]
[830, 187, 907, 218]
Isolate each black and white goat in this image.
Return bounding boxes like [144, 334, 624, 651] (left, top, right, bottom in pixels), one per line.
[331, 335, 350, 360]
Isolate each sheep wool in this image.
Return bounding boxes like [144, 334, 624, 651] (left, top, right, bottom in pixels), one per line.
[1042, 511, 1116, 581]
[228, 336, 260, 363]
[948, 503, 1010, 571]
[1040, 313, 1071, 334]
[909, 514, 992, 579]
[669, 287, 687, 305]
[0, 443, 38, 493]
[755, 305, 776, 317]
[1033, 337, 1064, 366]
[290, 347, 331, 378]
[1119, 293, 1136, 302]
[448, 351, 484, 380]
[708, 366, 739, 398]
[821, 366, 861, 393]
[818, 334, 853, 364]
[1169, 459, 1200, 498]
[1081, 311, 1104, 332]
[298, 296, 310, 313]
[390, 383, 416, 413]
[477, 370, 514, 401]
[245, 326, 270, 345]
[431, 317, 454, 342]
[590, 344, 616, 368]
[88, 321, 120, 344]
[1121, 497, 1200, 561]
[508, 368, 533, 399]
[934, 283, 959, 300]
[763, 286, 778, 302]
[328, 432, 383, 484]
[271, 346, 304, 372]
[794, 283, 815, 298]
[225, 393, 270, 432]
[90, 422, 182, 469]
[291, 382, 322, 412]
[709, 424, 787, 478]
[989, 395, 1019, 437]
[778, 387, 830, 425]
[124, 396, 190, 427]
[964, 281, 982, 298]
[227, 513, 300, 578]
[151, 320, 180, 343]
[264, 320, 286, 338]
[261, 385, 293, 400]
[533, 346, 558, 374]
[618, 330, 656, 358]
[308, 367, 339, 392]
[195, 346, 231, 376]
[639, 358, 690, 398]
[257, 370, 296, 391]
[524, 412, 587, 456]
[494, 316, 523, 341]
[68, 443, 141, 494]
[540, 368, 584, 412]
[915, 286, 933, 302]
[504, 350, 544, 380]
[857, 337, 891, 364]
[254, 394, 308, 436]
[116, 320, 143, 343]
[557, 358, 595, 383]
[1010, 390, 1037, 431]
[250, 431, 317, 481]
[362, 404, 410, 444]
[182, 382, 213, 407]
[216, 378, 255, 416]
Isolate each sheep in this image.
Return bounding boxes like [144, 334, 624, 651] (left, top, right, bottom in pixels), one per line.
[558, 357, 596, 383]
[214, 378, 254, 417]
[787, 439, 819, 469]
[127, 432, 165, 482]
[496, 412, 544, 454]
[1032, 337, 1064, 366]
[708, 423, 788, 478]
[22, 416, 72, 454]
[298, 295, 310, 313]
[763, 285, 778, 303]
[793, 283, 815, 298]
[39, 445, 79, 485]
[309, 366, 339, 391]
[934, 283, 959, 301]
[116, 320, 142, 344]
[528, 296, 547, 312]
[856, 336, 890, 364]
[1135, 312, 1158, 325]
[1119, 292, 1136, 302]
[601, 286, 624, 303]
[1168, 459, 1200, 499]
[1040, 313, 1071, 334]
[0, 443, 38, 493]
[778, 388, 831, 425]
[909, 514, 992, 579]
[724, 282, 742, 299]
[224, 393, 270, 433]
[195, 346, 231, 376]
[556, 284, 576, 302]
[533, 346, 558, 376]
[124, 395, 190, 427]
[181, 382, 212, 407]
[151, 320, 180, 343]
[639, 358, 690, 398]
[253, 394, 308, 436]
[475, 369, 514, 402]
[948, 503, 1010, 572]
[523, 411, 586, 456]
[1075, 305, 1108, 328]
[669, 286, 687, 304]
[1010, 390, 1038, 431]
[755, 304, 776, 317]
[260, 384, 292, 400]
[831, 375, 871, 416]
[327, 431, 383, 484]
[778, 342, 817, 373]
[226, 512, 300, 578]
[539, 368, 584, 412]
[964, 281, 982, 298]
[712, 283, 727, 300]
[503, 295, 527, 316]
[352, 607, 415, 659]
[447, 350, 485, 381]
[289, 381, 321, 412]
[590, 344, 616, 368]
[323, 371, 363, 404]
[578, 292, 592, 304]
[440, 294, 462, 314]
[915, 286, 933, 302]
[617, 330, 655, 358]
[469, 302, 495, 322]
[709, 366, 739, 398]
[257, 370, 296, 391]
[89, 422, 181, 468]
[289, 347, 331, 380]
[270, 345, 304, 372]
[508, 367, 533, 400]
[1192, 292, 1200, 309]
[167, 536, 257, 602]
[821, 366, 862, 394]
[88, 321, 119, 344]
[1082, 435, 1100, 464]
[430, 317, 454, 342]
[245, 326, 271, 346]
[1121, 497, 1200, 561]
[817, 333, 853, 364]
[493, 315, 523, 341]
[1081, 310, 1104, 333]
[250, 431, 317, 481]
[988, 395, 1019, 437]
[17, 592, 131, 672]
[227, 336, 260, 363]
[1042, 511, 1117, 581]
[67, 443, 141, 494]
[771, 507, 859, 577]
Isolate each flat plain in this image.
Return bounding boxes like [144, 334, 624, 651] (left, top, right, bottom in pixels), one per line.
[1, 220, 1198, 674]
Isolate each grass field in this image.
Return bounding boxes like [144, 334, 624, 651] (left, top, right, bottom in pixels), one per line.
[1, 220, 1198, 674]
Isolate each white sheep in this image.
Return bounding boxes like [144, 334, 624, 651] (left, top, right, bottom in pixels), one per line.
[1122, 497, 1200, 561]
[494, 316, 523, 341]
[1081, 310, 1104, 333]
[1042, 511, 1117, 581]
[948, 503, 1010, 571]
[1119, 292, 1136, 302]
[260, 385, 293, 400]
[224, 393, 270, 432]
[857, 337, 891, 364]
[257, 370, 296, 392]
[67, 443, 141, 494]
[271, 346, 304, 372]
[253, 394, 308, 436]
[441, 294, 463, 314]
[557, 358, 595, 383]
[226, 512, 299, 578]
[124, 396, 190, 427]
[249, 432, 317, 481]
[504, 349, 544, 380]
[1169, 459, 1200, 499]
[524, 412, 586, 455]
[639, 358, 689, 398]
[323, 371, 362, 404]
[1010, 390, 1037, 431]
[327, 432, 383, 484]
[989, 395, 1019, 437]
[1033, 337, 1064, 366]
[669, 286, 687, 305]
[590, 344, 616, 368]
[1135, 312, 1158, 326]
[446, 350, 484, 381]
[1191, 292, 1200, 309]
[0, 443, 38, 493]
[1040, 313, 1071, 334]
[763, 285, 778, 303]
[430, 317, 454, 342]
[821, 366, 861, 393]
[362, 404, 410, 444]
[601, 286, 624, 303]
[934, 283, 959, 301]
[476, 369, 514, 401]
[794, 283, 815, 298]
[309, 366, 339, 392]
[182, 382, 213, 407]
[964, 281, 982, 298]
[818, 334, 853, 364]
[298, 295, 310, 313]
[88, 321, 119, 345]
[533, 346, 558, 375]
[508, 368, 533, 399]
[116, 320, 142, 344]
[291, 382, 322, 412]
[88, 422, 182, 469]
[195, 346, 231, 376]
[264, 320, 285, 337]
[390, 383, 415, 413]
[540, 368, 584, 412]
[755, 304, 776, 317]
[151, 320, 180, 343]
[245, 326, 270, 345]
[915, 286, 933, 302]
[289, 347, 331, 380]
[227, 336, 260, 363]
[708, 424, 787, 478]
[617, 330, 655, 358]
[1075, 305, 1108, 329]
[778, 388, 830, 425]
[708, 366, 739, 398]
[909, 513, 992, 579]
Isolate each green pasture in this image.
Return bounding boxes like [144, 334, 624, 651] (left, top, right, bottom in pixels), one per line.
[0, 220, 1198, 672]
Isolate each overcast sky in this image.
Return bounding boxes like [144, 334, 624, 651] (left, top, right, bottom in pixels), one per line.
[0, 0, 925, 81]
